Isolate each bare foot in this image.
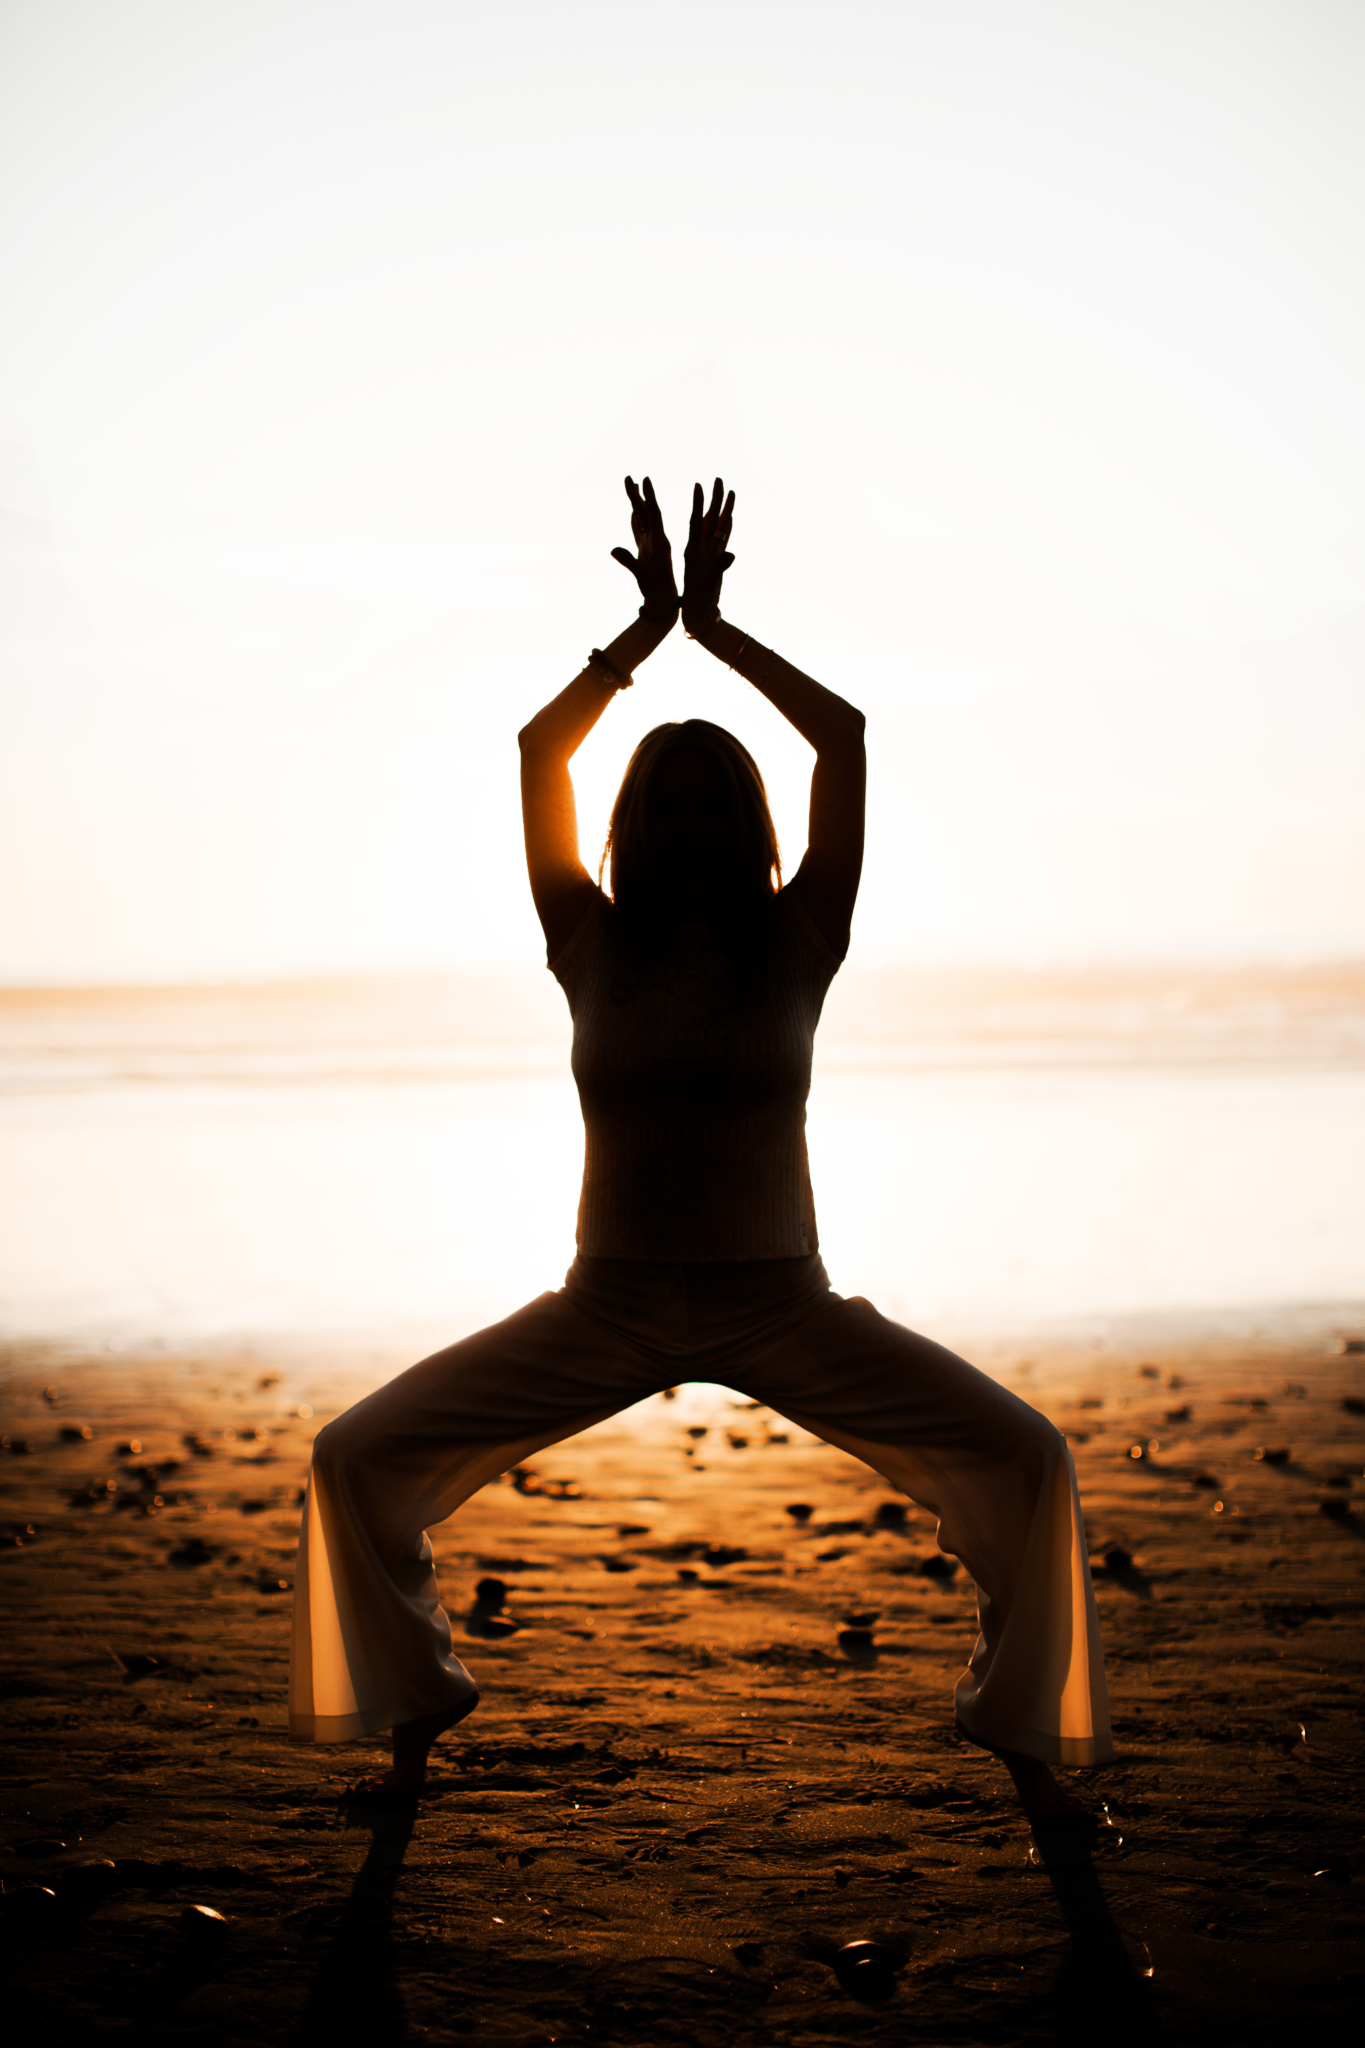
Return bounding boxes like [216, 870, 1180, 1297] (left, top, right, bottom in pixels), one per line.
[954, 1716, 1094, 1824]
[347, 1686, 480, 1800]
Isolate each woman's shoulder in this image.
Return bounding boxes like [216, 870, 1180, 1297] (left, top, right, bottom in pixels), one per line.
[774, 879, 844, 979]
[547, 887, 613, 990]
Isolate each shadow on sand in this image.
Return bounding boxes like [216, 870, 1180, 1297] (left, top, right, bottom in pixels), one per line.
[298, 1799, 416, 2046]
[1032, 1822, 1163, 2044]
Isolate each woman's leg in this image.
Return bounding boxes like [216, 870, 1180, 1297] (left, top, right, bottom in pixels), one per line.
[730, 1287, 1112, 1815]
[289, 1285, 658, 1786]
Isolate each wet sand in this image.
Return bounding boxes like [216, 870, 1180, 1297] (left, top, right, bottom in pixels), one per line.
[2, 1327, 1363, 2045]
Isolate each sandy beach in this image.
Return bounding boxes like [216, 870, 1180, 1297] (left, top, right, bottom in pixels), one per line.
[2, 1319, 1362, 2045]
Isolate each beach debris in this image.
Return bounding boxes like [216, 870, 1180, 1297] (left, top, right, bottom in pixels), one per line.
[677, 1567, 699, 1582]
[730, 1940, 764, 1967]
[725, 1431, 750, 1449]
[701, 1543, 747, 1569]
[255, 1572, 290, 1593]
[15, 1837, 66, 1857]
[1311, 1858, 1353, 1883]
[67, 1478, 117, 1507]
[1164, 1405, 1192, 1424]
[507, 1465, 582, 1500]
[239, 1499, 268, 1515]
[1192, 1473, 1220, 1490]
[817, 1547, 851, 1563]
[873, 1501, 908, 1530]
[1, 1522, 39, 1548]
[58, 1424, 93, 1443]
[42, 1386, 58, 1404]
[256, 1373, 279, 1389]
[785, 1503, 814, 1524]
[919, 1553, 958, 1581]
[834, 1867, 852, 1887]
[1101, 1545, 1135, 1575]
[466, 1577, 522, 1637]
[838, 1611, 879, 1660]
[661, 1386, 678, 1400]
[168, 1536, 217, 1568]
[1137, 1365, 1159, 1380]
[115, 1440, 142, 1457]
[182, 1432, 215, 1457]
[818, 1518, 867, 1538]
[3, 1437, 33, 1454]
[833, 1939, 901, 2003]
[181, 1903, 230, 1938]
[56, 1860, 120, 1918]
[1166, 1374, 1185, 1389]
[597, 1555, 638, 1573]
[1342, 1397, 1365, 1416]
[116, 1653, 161, 1682]
[1319, 1496, 1351, 1520]
[1254, 1447, 1291, 1465]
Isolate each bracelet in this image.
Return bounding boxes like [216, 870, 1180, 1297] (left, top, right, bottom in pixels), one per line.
[588, 647, 630, 687]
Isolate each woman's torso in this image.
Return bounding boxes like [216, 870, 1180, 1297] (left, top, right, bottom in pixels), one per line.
[550, 887, 841, 1260]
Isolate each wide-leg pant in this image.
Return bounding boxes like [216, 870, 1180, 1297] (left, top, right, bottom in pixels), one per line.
[289, 1256, 1113, 1767]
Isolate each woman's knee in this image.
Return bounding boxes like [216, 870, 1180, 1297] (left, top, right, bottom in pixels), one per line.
[310, 1414, 361, 1491]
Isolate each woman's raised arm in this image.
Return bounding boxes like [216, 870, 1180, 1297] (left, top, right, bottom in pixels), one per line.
[681, 480, 866, 958]
[518, 478, 678, 960]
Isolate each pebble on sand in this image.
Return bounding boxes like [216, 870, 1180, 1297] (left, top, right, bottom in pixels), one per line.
[834, 1939, 901, 2002]
[0, 1886, 59, 1928]
[181, 1903, 229, 1936]
[56, 1860, 120, 1917]
[1255, 1447, 1291, 1465]
[466, 1577, 522, 1637]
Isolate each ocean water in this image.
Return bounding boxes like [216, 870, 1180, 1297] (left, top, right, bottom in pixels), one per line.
[1, 965, 1363, 1358]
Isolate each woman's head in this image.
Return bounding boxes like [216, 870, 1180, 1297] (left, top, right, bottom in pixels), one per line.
[602, 720, 781, 928]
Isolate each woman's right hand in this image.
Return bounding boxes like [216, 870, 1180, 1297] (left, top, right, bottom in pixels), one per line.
[681, 477, 735, 635]
[610, 475, 679, 623]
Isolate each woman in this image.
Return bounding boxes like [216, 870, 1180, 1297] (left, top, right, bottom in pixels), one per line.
[289, 478, 1112, 1819]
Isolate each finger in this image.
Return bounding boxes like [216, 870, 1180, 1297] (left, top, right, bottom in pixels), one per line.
[688, 481, 704, 541]
[708, 477, 724, 524]
[719, 552, 735, 571]
[610, 547, 640, 574]
[623, 476, 643, 512]
[641, 475, 658, 509]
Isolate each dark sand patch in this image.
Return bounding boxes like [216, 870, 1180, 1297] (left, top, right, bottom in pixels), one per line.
[2, 1331, 1364, 2044]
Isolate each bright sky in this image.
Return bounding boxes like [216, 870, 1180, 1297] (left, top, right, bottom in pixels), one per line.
[2, 0, 1363, 980]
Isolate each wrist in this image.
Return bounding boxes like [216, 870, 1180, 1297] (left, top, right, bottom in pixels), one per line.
[638, 597, 680, 625]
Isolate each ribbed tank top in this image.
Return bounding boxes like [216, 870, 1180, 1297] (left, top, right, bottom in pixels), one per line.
[550, 886, 841, 1260]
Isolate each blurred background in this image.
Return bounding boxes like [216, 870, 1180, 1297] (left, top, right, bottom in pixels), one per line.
[2, 1, 1363, 1358]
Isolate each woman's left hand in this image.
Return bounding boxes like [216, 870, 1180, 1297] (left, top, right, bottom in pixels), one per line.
[610, 476, 679, 623]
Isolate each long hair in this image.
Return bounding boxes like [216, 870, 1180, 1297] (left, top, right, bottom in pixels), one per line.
[599, 719, 781, 971]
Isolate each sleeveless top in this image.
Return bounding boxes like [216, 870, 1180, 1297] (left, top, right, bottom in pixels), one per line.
[549, 886, 842, 1260]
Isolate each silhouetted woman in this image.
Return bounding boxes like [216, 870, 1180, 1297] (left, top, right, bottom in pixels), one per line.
[290, 479, 1111, 1818]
